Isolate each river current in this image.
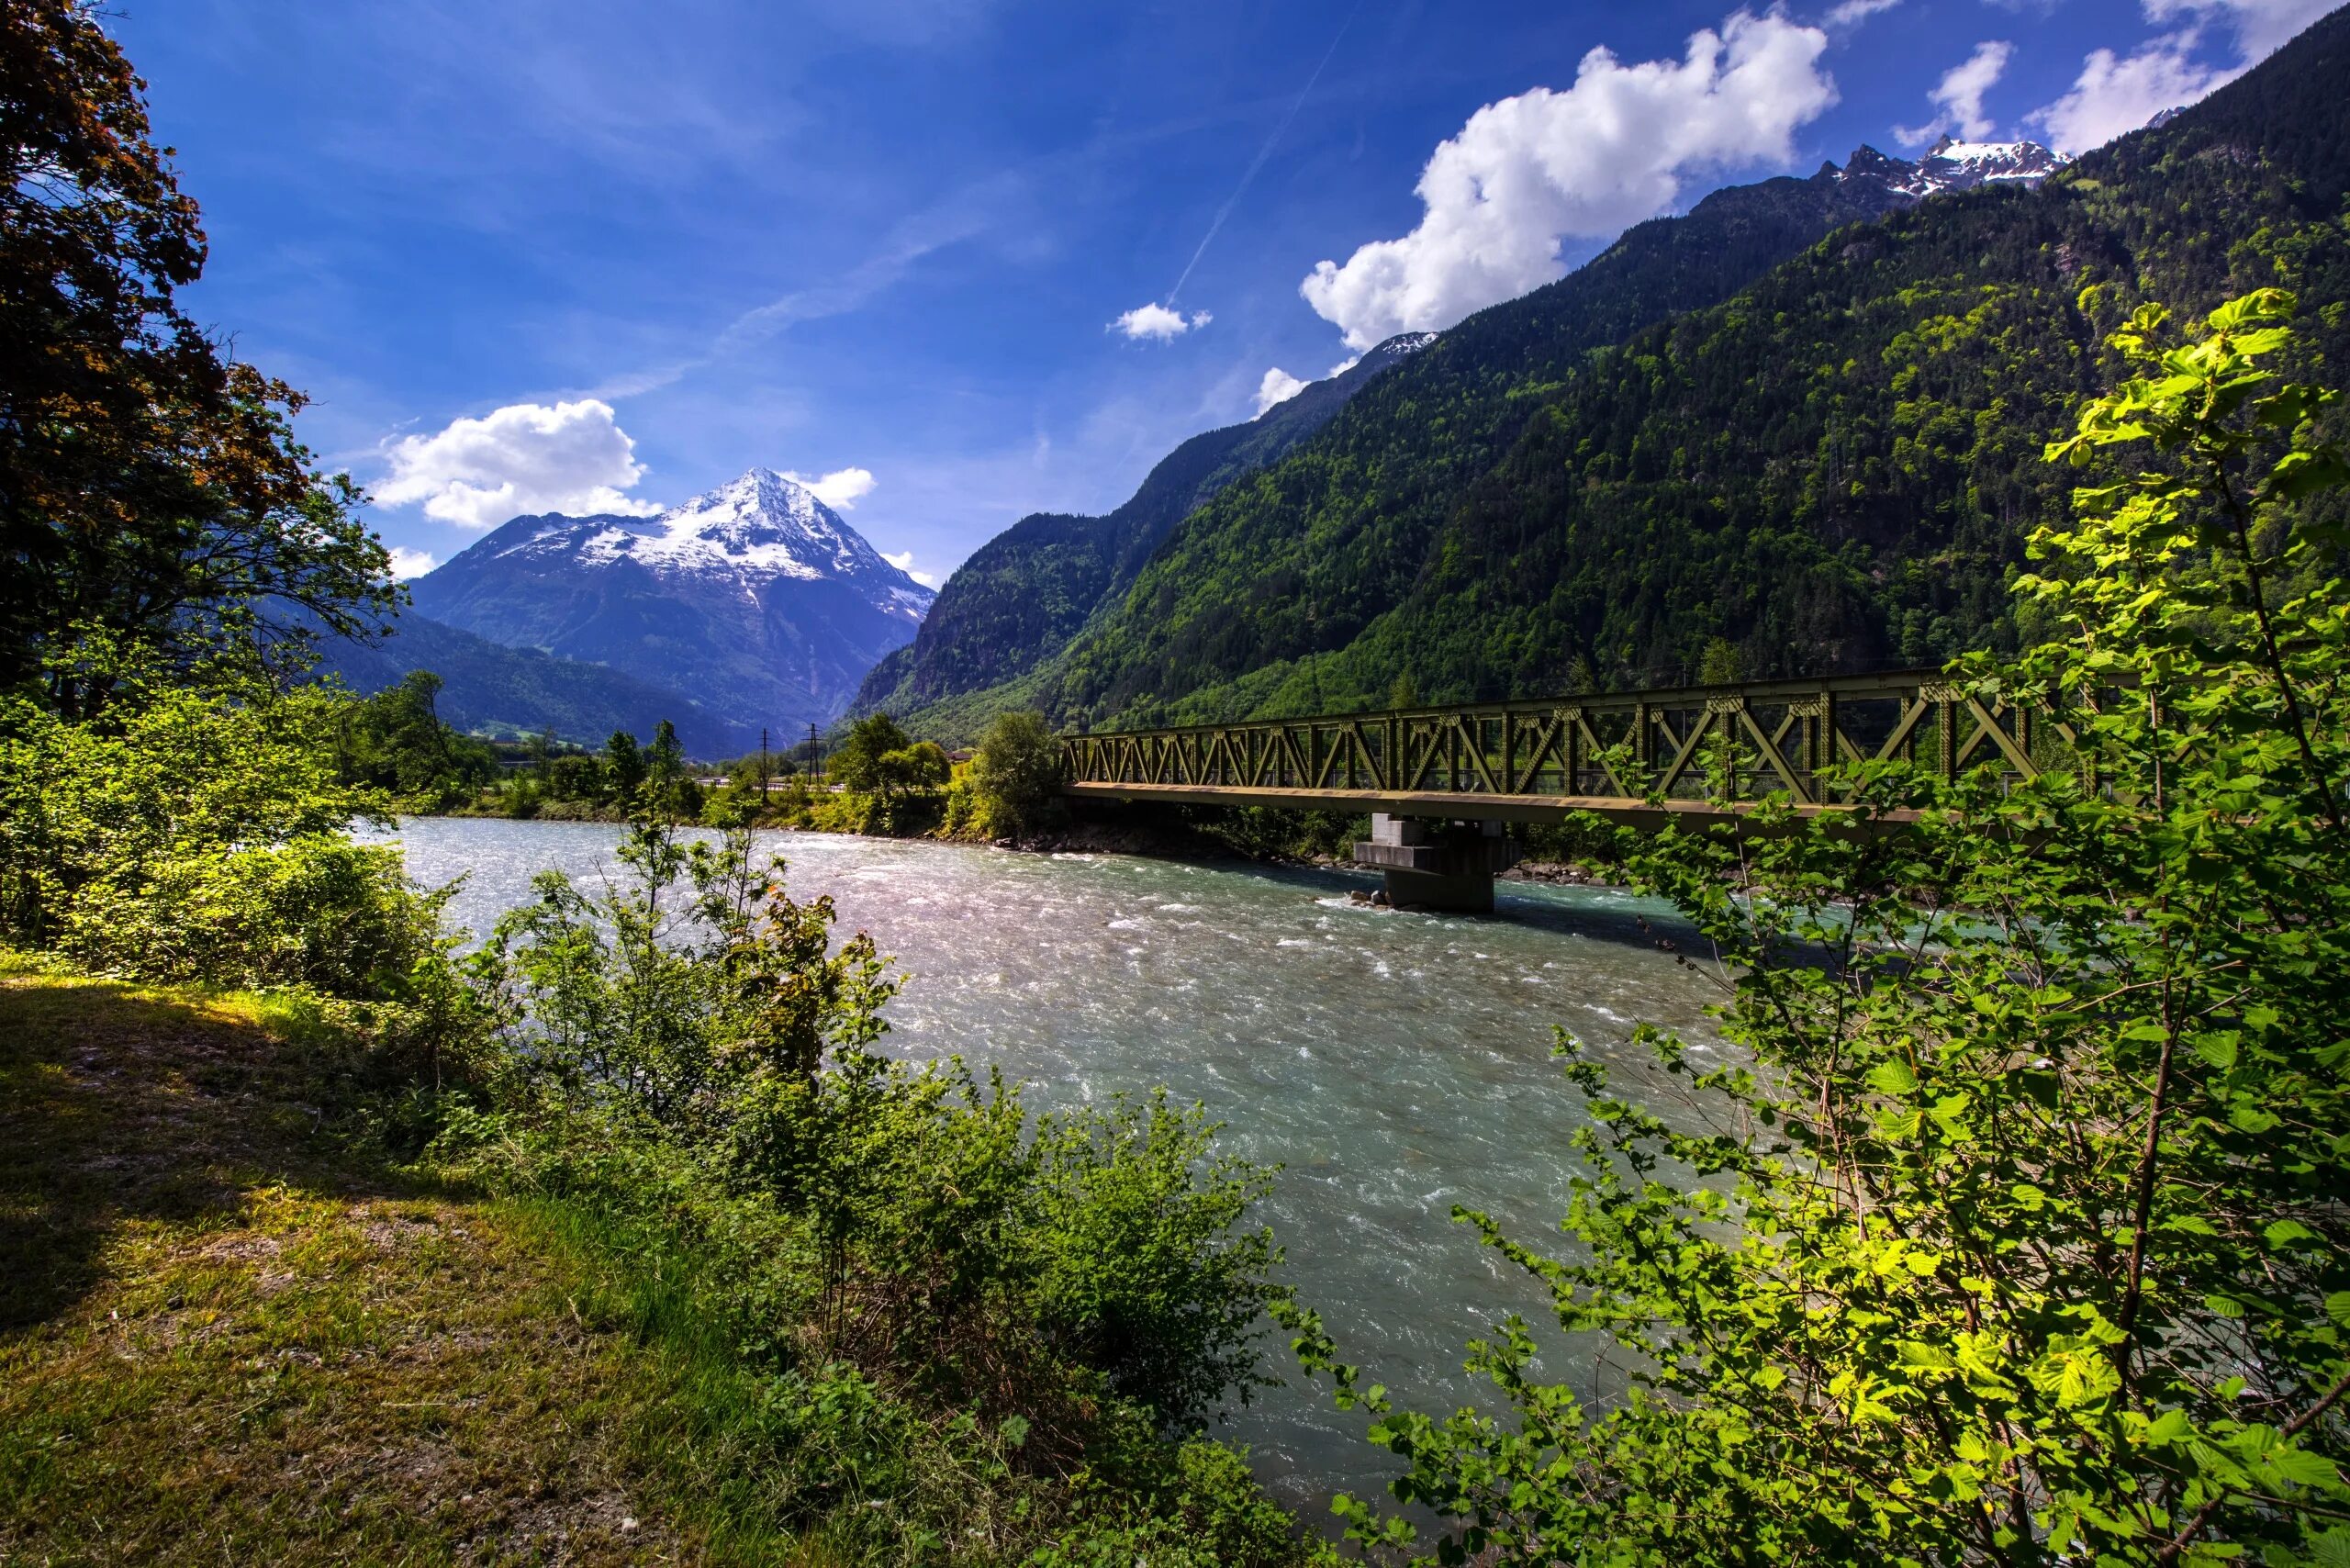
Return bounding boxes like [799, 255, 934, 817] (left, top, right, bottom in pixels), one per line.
[381, 816, 1729, 1513]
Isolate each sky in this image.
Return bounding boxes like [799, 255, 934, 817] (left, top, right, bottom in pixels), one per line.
[117, 0, 2339, 587]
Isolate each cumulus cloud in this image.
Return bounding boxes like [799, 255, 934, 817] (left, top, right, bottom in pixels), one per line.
[880, 549, 938, 588]
[1254, 367, 1309, 415]
[1298, 11, 1838, 351]
[1896, 40, 2013, 147]
[385, 545, 438, 580]
[2031, 33, 2235, 151]
[1110, 302, 1214, 342]
[1825, 0, 1902, 25]
[377, 398, 660, 530]
[785, 466, 878, 510]
[2029, 0, 2328, 155]
[1908, 41, 2014, 144]
[2145, 0, 2337, 59]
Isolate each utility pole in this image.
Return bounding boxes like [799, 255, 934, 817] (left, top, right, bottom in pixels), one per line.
[759, 726, 770, 794]
[807, 722, 822, 782]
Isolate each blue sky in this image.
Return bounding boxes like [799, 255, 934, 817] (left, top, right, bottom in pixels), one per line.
[118, 0, 2333, 585]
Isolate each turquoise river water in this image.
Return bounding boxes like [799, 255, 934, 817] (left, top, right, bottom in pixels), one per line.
[379, 815, 1729, 1514]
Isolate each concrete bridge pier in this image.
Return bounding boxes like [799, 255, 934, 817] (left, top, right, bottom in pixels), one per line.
[1353, 813, 1520, 913]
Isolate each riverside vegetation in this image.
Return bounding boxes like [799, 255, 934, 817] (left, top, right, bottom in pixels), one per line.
[6, 0, 2348, 1562]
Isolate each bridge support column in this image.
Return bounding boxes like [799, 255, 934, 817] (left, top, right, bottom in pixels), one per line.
[1354, 815, 1518, 913]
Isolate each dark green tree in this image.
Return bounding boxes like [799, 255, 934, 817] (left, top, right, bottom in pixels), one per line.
[1, 0, 393, 712]
[830, 713, 911, 796]
[602, 731, 645, 801]
[966, 711, 1064, 834]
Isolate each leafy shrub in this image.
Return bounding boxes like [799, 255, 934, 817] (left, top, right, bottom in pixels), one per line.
[962, 711, 1065, 837]
[0, 655, 450, 997]
[476, 823, 1284, 1437]
[62, 833, 442, 996]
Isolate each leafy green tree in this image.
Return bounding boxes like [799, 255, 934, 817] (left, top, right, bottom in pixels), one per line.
[831, 712, 911, 796]
[602, 730, 645, 801]
[1287, 290, 2350, 1565]
[545, 753, 601, 801]
[966, 710, 1065, 835]
[338, 670, 495, 806]
[1, 0, 392, 711]
[878, 739, 949, 797]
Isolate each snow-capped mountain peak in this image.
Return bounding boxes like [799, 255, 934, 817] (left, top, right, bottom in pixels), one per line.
[411, 467, 938, 734]
[611, 467, 896, 585]
[1835, 138, 2068, 201]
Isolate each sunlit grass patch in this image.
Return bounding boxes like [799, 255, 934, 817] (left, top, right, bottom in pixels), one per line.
[0, 963, 704, 1563]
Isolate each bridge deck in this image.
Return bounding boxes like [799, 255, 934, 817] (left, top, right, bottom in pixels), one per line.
[1064, 779, 1895, 829]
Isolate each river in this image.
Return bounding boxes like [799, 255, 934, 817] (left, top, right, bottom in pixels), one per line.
[382, 815, 1729, 1515]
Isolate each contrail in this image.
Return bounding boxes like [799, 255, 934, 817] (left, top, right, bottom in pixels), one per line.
[1166, 0, 1362, 307]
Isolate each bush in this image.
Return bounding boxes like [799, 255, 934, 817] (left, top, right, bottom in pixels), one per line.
[62, 834, 442, 996]
[476, 823, 1285, 1431]
[0, 655, 450, 997]
[963, 711, 1064, 838]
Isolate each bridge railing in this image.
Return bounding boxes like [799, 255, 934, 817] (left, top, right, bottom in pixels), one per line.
[1060, 669, 2086, 807]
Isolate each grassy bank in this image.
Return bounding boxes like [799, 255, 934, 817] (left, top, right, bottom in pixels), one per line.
[0, 958, 1326, 1565]
[0, 961, 732, 1562]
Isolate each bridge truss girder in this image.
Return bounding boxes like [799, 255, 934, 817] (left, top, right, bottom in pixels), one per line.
[1059, 669, 2078, 826]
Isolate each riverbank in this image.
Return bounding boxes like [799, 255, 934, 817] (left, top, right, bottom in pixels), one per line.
[0, 958, 1335, 1565]
[0, 962, 714, 1560]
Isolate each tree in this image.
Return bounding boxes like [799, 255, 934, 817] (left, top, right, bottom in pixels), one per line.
[831, 713, 910, 796]
[878, 739, 949, 797]
[338, 669, 494, 804]
[602, 731, 645, 801]
[1288, 291, 2350, 1565]
[967, 711, 1064, 834]
[1, 1, 392, 711]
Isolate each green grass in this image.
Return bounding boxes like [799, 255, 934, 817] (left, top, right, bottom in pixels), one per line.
[0, 961, 834, 1565]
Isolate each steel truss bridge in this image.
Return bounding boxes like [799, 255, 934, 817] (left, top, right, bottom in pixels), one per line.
[1059, 668, 2077, 830]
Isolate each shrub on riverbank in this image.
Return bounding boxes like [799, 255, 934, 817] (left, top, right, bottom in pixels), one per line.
[439, 820, 1318, 1558]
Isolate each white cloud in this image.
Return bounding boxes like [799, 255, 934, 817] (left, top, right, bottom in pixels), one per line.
[2145, 0, 2336, 60]
[1298, 11, 1839, 351]
[1326, 353, 1362, 377]
[2030, 33, 2236, 151]
[1825, 0, 1902, 25]
[377, 398, 661, 530]
[386, 545, 438, 580]
[2028, 0, 2327, 155]
[1110, 302, 1214, 342]
[1253, 368, 1309, 415]
[785, 465, 878, 510]
[880, 549, 938, 588]
[1896, 39, 2013, 147]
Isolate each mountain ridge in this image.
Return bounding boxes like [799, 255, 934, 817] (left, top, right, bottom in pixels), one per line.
[849, 331, 1437, 721]
[880, 138, 1962, 741]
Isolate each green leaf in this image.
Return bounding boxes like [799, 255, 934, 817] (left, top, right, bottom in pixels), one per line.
[2265, 1219, 2319, 1250]
[1868, 1059, 1919, 1098]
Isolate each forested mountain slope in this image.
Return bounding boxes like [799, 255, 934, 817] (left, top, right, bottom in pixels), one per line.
[884, 151, 1946, 740]
[1017, 6, 2350, 730]
[851, 330, 1434, 719]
